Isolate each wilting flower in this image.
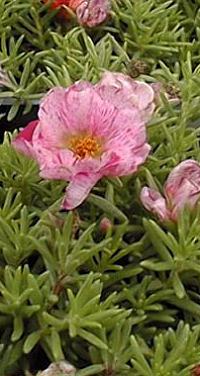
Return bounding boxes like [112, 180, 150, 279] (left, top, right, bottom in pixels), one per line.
[13, 73, 154, 210]
[42, 0, 110, 27]
[151, 82, 181, 105]
[97, 72, 155, 122]
[140, 160, 200, 221]
[38, 360, 76, 375]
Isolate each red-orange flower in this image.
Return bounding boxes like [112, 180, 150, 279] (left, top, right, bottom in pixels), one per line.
[43, 0, 69, 10]
[43, 0, 82, 10]
[42, 0, 110, 27]
[42, 0, 82, 20]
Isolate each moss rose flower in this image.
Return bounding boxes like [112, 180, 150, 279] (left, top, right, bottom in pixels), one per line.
[42, 0, 110, 27]
[140, 160, 200, 221]
[13, 73, 154, 210]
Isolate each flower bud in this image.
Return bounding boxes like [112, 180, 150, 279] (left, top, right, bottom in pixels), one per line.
[99, 217, 112, 233]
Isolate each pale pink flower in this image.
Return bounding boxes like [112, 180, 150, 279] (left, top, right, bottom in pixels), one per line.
[76, 0, 110, 27]
[13, 75, 153, 210]
[140, 160, 200, 221]
[96, 72, 155, 122]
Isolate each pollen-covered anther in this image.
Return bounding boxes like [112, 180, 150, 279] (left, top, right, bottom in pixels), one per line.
[69, 135, 102, 159]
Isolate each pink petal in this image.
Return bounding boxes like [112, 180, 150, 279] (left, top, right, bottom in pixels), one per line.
[76, 0, 110, 27]
[38, 87, 70, 146]
[12, 120, 39, 157]
[97, 72, 155, 121]
[36, 142, 104, 181]
[69, 85, 116, 138]
[164, 160, 200, 217]
[140, 187, 170, 221]
[62, 172, 101, 210]
[38, 82, 93, 146]
[40, 82, 117, 147]
[100, 108, 151, 176]
[37, 148, 74, 181]
[105, 108, 144, 147]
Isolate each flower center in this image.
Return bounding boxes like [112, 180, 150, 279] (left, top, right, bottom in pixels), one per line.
[69, 134, 102, 159]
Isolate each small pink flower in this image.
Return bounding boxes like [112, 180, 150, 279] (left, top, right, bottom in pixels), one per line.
[97, 72, 155, 122]
[13, 74, 153, 210]
[76, 0, 110, 27]
[140, 160, 200, 221]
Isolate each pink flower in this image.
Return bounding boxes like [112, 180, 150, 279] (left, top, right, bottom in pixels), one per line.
[97, 72, 155, 122]
[140, 160, 200, 221]
[76, 0, 110, 27]
[13, 74, 153, 210]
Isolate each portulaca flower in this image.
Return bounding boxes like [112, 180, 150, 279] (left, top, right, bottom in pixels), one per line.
[140, 160, 200, 221]
[42, 0, 110, 27]
[13, 73, 154, 210]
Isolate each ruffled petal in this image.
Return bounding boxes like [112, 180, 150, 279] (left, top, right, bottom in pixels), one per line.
[38, 82, 93, 146]
[62, 172, 101, 209]
[100, 108, 150, 176]
[66, 84, 116, 138]
[12, 120, 39, 157]
[38, 87, 71, 146]
[38, 149, 74, 181]
[97, 71, 155, 121]
[140, 187, 170, 221]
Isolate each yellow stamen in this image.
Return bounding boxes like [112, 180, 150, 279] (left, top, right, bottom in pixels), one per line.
[69, 134, 102, 159]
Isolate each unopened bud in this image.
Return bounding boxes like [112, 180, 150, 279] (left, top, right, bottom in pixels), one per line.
[99, 217, 112, 233]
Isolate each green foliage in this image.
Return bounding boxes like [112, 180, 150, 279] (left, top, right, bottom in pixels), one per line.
[130, 322, 200, 376]
[1, 0, 200, 375]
